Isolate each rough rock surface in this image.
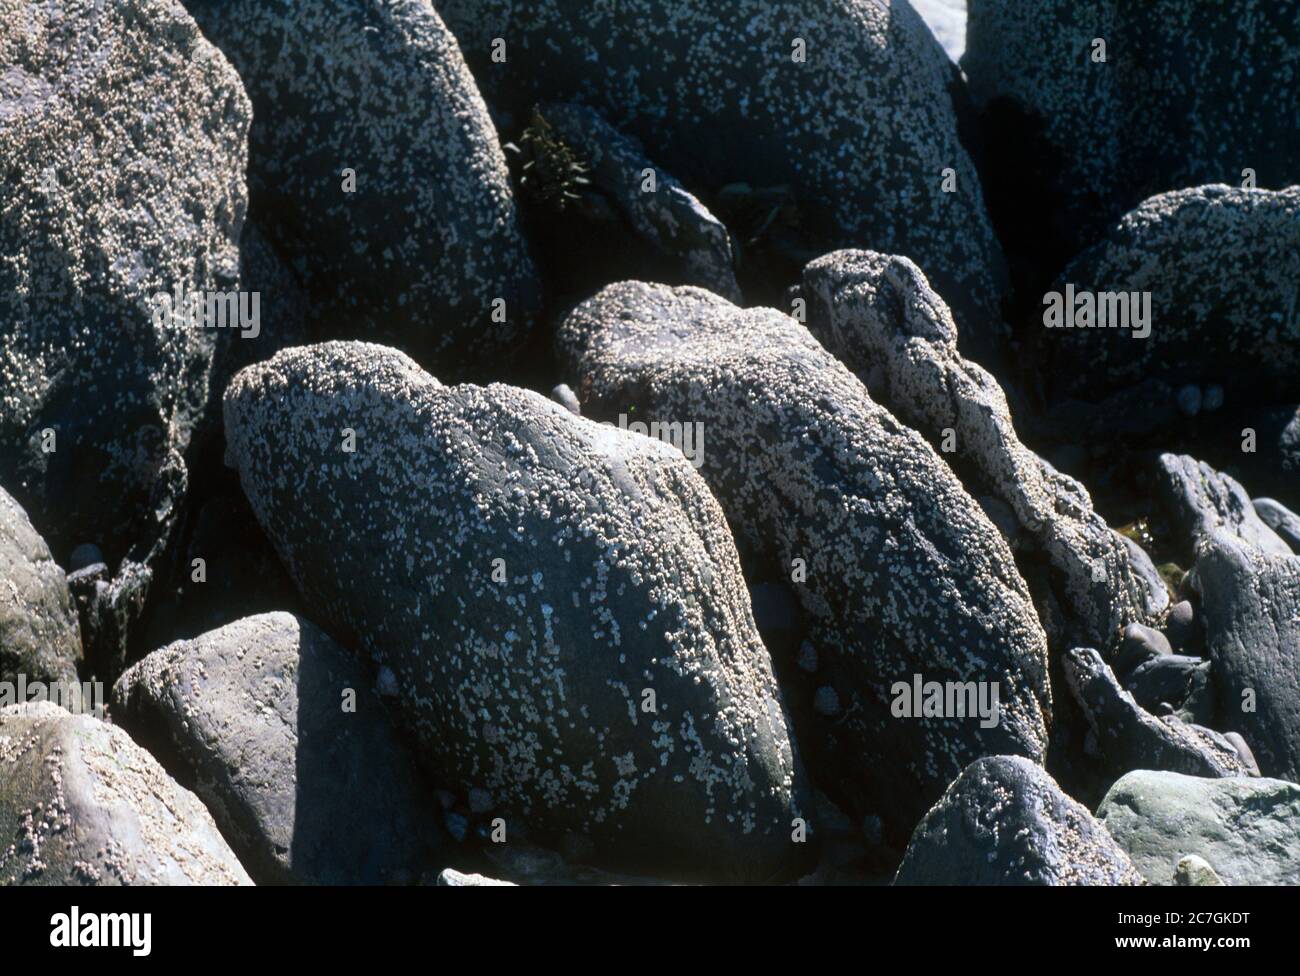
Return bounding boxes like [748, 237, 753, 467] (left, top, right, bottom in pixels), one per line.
[0, 486, 80, 687]
[112, 613, 445, 884]
[965, 4, 1300, 256]
[800, 249, 1161, 651]
[1043, 187, 1300, 405]
[1192, 531, 1300, 783]
[895, 755, 1144, 885]
[1098, 769, 1300, 886]
[1063, 648, 1251, 779]
[0, 702, 251, 885]
[0, 0, 250, 565]
[223, 341, 806, 880]
[1156, 453, 1293, 560]
[557, 281, 1051, 837]
[439, 0, 1008, 353]
[183, 0, 540, 373]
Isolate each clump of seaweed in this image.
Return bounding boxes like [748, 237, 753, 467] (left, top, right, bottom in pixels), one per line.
[504, 108, 590, 212]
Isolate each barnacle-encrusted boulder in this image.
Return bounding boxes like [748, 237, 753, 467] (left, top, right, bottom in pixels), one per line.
[0, 486, 80, 687]
[557, 281, 1051, 838]
[0, 0, 250, 565]
[223, 341, 807, 880]
[112, 613, 445, 884]
[1042, 187, 1300, 405]
[1156, 453, 1293, 560]
[438, 0, 1009, 357]
[895, 755, 1144, 885]
[800, 249, 1163, 652]
[183, 0, 540, 373]
[964, 2, 1300, 258]
[0, 702, 252, 885]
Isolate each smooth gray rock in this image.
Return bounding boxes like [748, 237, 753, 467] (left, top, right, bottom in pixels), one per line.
[1125, 655, 1213, 726]
[895, 755, 1144, 885]
[1064, 648, 1250, 779]
[1098, 769, 1300, 886]
[1156, 453, 1292, 559]
[0, 0, 250, 566]
[0, 702, 252, 885]
[183, 0, 540, 373]
[1253, 497, 1300, 554]
[1192, 531, 1300, 782]
[801, 249, 1160, 653]
[557, 280, 1051, 838]
[0, 487, 80, 688]
[1163, 599, 1200, 655]
[1114, 622, 1171, 677]
[549, 383, 581, 417]
[440, 0, 1009, 354]
[112, 612, 445, 884]
[223, 341, 807, 880]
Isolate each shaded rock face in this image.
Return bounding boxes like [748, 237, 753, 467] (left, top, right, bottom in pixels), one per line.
[964, 2, 1300, 262]
[183, 0, 540, 375]
[800, 249, 1161, 653]
[557, 280, 1051, 839]
[1041, 187, 1300, 406]
[0, 0, 250, 567]
[1156, 453, 1293, 561]
[895, 755, 1144, 885]
[1193, 531, 1300, 783]
[0, 702, 251, 885]
[1098, 770, 1300, 886]
[112, 613, 445, 884]
[0, 486, 80, 687]
[438, 0, 1009, 356]
[223, 341, 806, 880]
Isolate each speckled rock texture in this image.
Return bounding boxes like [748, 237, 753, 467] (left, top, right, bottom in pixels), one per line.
[557, 281, 1051, 837]
[1042, 187, 1300, 405]
[0, 486, 80, 687]
[895, 755, 1144, 885]
[112, 612, 445, 884]
[0, 0, 250, 566]
[438, 0, 1009, 356]
[801, 249, 1162, 653]
[964, 2, 1300, 257]
[223, 341, 807, 880]
[1098, 769, 1300, 886]
[1192, 531, 1300, 784]
[1156, 453, 1293, 560]
[540, 103, 740, 303]
[0, 701, 252, 885]
[1063, 648, 1252, 780]
[182, 0, 540, 374]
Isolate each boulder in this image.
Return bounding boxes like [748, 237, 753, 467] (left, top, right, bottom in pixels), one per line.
[223, 341, 807, 880]
[1254, 498, 1300, 554]
[1156, 453, 1292, 560]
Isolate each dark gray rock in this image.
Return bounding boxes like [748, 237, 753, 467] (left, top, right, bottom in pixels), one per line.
[439, 0, 1009, 355]
[183, 0, 540, 374]
[1098, 769, 1300, 886]
[895, 755, 1143, 885]
[1254, 497, 1300, 554]
[0, 487, 80, 688]
[557, 280, 1051, 838]
[112, 612, 445, 884]
[1124, 655, 1212, 725]
[1156, 453, 1292, 559]
[1163, 599, 1201, 655]
[1114, 622, 1171, 677]
[0, 702, 251, 885]
[1192, 530, 1300, 782]
[1064, 647, 1250, 779]
[0, 0, 250, 567]
[223, 341, 807, 880]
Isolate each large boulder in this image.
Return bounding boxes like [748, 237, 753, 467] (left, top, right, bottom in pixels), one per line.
[223, 341, 807, 880]
[0, 0, 250, 566]
[1156, 453, 1293, 560]
[964, 3, 1300, 260]
[438, 0, 1009, 357]
[895, 755, 1144, 885]
[1098, 769, 1300, 886]
[557, 281, 1051, 838]
[183, 0, 540, 374]
[0, 486, 80, 687]
[0, 702, 251, 885]
[112, 613, 445, 884]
